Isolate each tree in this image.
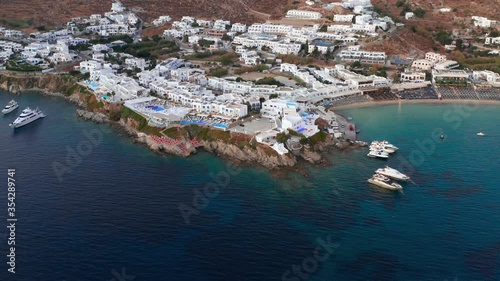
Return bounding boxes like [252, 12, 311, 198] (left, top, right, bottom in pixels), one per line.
[208, 67, 228, 77]
[137, 50, 151, 58]
[255, 77, 284, 86]
[198, 39, 215, 48]
[456, 39, 464, 51]
[435, 31, 452, 46]
[148, 58, 157, 70]
[220, 55, 233, 66]
[319, 25, 327, 32]
[300, 41, 309, 53]
[395, 0, 405, 7]
[414, 8, 427, 18]
[351, 61, 362, 68]
[311, 46, 320, 58]
[490, 30, 500, 37]
[152, 35, 161, 42]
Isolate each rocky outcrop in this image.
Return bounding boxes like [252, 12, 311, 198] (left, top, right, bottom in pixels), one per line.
[76, 109, 109, 123]
[0, 74, 89, 107]
[202, 140, 296, 169]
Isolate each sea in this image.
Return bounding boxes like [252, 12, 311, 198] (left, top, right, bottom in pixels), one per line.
[0, 90, 499, 281]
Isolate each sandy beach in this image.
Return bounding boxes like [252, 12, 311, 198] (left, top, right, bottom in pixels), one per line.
[331, 99, 500, 110]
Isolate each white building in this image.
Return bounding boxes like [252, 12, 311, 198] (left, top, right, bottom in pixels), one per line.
[240, 51, 260, 65]
[485, 37, 500, 45]
[471, 16, 494, 28]
[355, 15, 372, 25]
[342, 0, 372, 8]
[400, 71, 426, 82]
[472, 70, 500, 87]
[308, 42, 334, 54]
[231, 23, 247, 33]
[111, 1, 126, 13]
[213, 20, 231, 30]
[92, 44, 109, 53]
[411, 59, 434, 71]
[49, 52, 73, 64]
[432, 69, 469, 83]
[425, 52, 447, 63]
[285, 10, 322, 20]
[261, 99, 300, 118]
[152, 16, 172, 26]
[333, 14, 355, 22]
[338, 50, 386, 64]
[405, 12, 414, 20]
[434, 60, 460, 70]
[125, 58, 147, 70]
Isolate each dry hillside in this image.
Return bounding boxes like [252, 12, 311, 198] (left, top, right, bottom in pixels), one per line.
[0, 0, 294, 28]
[372, 0, 500, 22]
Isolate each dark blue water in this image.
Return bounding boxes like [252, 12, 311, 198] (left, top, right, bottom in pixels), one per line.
[0, 91, 499, 281]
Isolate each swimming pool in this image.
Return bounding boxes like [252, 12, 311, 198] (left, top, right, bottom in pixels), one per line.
[147, 105, 165, 112]
[212, 123, 228, 129]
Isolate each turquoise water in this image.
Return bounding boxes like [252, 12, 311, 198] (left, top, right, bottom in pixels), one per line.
[0, 91, 499, 280]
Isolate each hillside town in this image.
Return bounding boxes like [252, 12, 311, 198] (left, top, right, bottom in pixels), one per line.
[1, 0, 499, 155]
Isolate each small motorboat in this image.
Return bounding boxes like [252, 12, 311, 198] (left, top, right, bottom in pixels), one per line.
[477, 132, 485, 136]
[367, 150, 389, 159]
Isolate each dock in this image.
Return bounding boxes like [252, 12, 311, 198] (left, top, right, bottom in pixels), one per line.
[334, 112, 357, 141]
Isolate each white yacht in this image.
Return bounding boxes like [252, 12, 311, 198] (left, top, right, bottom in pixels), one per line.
[375, 166, 410, 181]
[371, 141, 398, 152]
[477, 132, 485, 136]
[2, 100, 19, 114]
[368, 176, 403, 191]
[367, 150, 389, 159]
[369, 143, 396, 154]
[9, 107, 46, 128]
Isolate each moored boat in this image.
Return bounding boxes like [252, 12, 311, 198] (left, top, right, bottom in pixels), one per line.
[2, 100, 19, 114]
[368, 177, 403, 191]
[367, 150, 389, 159]
[371, 141, 398, 152]
[9, 107, 46, 129]
[375, 166, 410, 181]
[369, 143, 396, 153]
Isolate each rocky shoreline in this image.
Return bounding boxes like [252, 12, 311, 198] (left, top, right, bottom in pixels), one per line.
[0, 73, 351, 172]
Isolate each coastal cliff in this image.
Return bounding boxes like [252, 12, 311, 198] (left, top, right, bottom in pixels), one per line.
[0, 73, 337, 170]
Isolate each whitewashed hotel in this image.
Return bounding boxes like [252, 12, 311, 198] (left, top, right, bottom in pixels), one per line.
[285, 10, 322, 20]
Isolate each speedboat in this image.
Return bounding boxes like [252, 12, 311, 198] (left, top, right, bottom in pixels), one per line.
[368, 177, 403, 191]
[369, 144, 396, 153]
[371, 141, 398, 152]
[367, 150, 389, 159]
[373, 173, 391, 182]
[9, 107, 46, 128]
[2, 100, 19, 114]
[375, 166, 410, 181]
[477, 132, 485, 136]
